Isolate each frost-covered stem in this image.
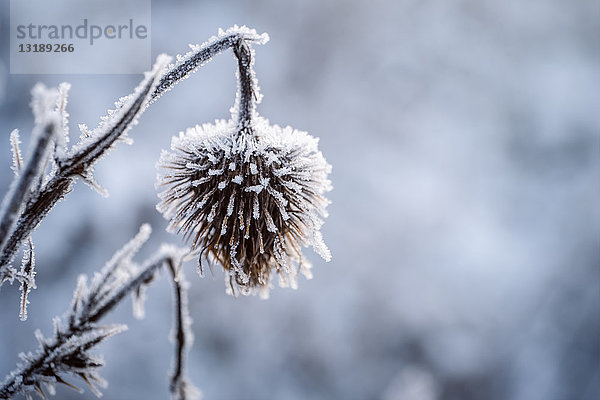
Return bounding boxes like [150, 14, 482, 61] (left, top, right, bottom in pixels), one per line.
[0, 61, 162, 271]
[60, 77, 157, 178]
[85, 255, 165, 324]
[0, 176, 72, 268]
[0, 325, 123, 399]
[233, 39, 259, 132]
[167, 259, 185, 395]
[150, 30, 266, 103]
[166, 258, 195, 400]
[151, 35, 239, 101]
[0, 121, 56, 255]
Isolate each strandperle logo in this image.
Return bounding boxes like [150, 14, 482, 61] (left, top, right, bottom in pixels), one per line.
[15, 19, 148, 45]
[10, 0, 151, 74]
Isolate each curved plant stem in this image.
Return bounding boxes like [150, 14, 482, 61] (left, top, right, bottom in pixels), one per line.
[0, 235, 196, 400]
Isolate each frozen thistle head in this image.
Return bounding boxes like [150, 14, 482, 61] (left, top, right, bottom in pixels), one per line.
[157, 117, 331, 296]
[156, 29, 331, 297]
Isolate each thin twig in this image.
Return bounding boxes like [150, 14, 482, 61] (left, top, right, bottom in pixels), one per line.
[233, 38, 259, 132]
[0, 120, 56, 253]
[0, 227, 194, 400]
[166, 258, 198, 400]
[0, 67, 162, 270]
[150, 29, 267, 103]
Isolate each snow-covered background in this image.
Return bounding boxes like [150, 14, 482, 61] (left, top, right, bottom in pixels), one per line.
[1, 0, 599, 399]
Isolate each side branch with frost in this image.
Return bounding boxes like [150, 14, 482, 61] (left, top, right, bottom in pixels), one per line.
[0, 26, 269, 316]
[0, 225, 198, 400]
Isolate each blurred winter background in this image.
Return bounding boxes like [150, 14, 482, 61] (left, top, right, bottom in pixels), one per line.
[0, 0, 599, 399]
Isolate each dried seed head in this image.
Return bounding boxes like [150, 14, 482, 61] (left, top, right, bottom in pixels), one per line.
[156, 117, 331, 297]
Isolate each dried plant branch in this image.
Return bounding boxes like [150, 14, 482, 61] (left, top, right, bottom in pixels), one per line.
[166, 258, 198, 400]
[0, 225, 197, 400]
[232, 39, 260, 132]
[0, 117, 57, 259]
[0, 58, 169, 282]
[150, 27, 268, 104]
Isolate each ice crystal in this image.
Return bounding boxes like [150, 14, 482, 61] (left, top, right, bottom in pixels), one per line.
[9, 130, 23, 176]
[18, 239, 36, 321]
